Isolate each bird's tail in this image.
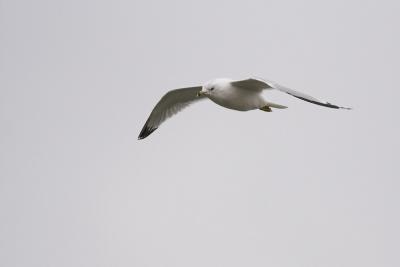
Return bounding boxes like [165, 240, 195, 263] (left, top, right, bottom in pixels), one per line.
[263, 101, 288, 109]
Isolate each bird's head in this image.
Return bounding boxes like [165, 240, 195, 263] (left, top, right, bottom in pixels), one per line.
[197, 79, 229, 97]
[197, 82, 217, 97]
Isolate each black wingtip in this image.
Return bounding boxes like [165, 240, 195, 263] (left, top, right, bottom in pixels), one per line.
[138, 126, 158, 140]
[290, 95, 351, 110]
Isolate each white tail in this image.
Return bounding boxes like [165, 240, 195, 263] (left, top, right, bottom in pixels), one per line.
[264, 101, 288, 109]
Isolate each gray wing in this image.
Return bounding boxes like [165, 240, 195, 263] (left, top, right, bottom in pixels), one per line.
[138, 86, 204, 139]
[231, 77, 351, 109]
[230, 78, 273, 91]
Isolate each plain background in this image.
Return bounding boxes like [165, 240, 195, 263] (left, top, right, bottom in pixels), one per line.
[1, 0, 399, 266]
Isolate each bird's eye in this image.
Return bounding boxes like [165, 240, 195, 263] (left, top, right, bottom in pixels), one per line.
[210, 87, 215, 91]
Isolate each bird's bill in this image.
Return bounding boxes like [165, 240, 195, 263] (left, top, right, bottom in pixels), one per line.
[197, 91, 204, 97]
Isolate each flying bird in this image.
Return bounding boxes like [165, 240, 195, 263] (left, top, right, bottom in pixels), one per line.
[138, 77, 350, 139]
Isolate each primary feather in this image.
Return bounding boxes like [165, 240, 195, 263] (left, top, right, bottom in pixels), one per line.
[138, 86, 204, 139]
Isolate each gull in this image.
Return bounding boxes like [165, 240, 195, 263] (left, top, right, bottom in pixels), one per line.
[138, 77, 350, 139]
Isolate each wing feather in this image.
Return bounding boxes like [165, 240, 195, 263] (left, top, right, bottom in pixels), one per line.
[138, 86, 204, 139]
[230, 78, 273, 91]
[232, 77, 350, 109]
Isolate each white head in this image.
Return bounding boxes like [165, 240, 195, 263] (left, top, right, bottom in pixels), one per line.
[197, 78, 232, 97]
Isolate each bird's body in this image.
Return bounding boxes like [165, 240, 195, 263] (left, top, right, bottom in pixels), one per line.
[138, 77, 350, 139]
[205, 78, 267, 111]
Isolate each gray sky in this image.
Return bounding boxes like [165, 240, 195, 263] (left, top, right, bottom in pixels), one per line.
[1, 0, 399, 266]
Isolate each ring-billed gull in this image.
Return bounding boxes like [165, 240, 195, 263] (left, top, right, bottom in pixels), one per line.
[138, 77, 350, 139]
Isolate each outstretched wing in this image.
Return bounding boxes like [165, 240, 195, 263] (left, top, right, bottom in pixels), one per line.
[231, 77, 351, 109]
[138, 86, 204, 139]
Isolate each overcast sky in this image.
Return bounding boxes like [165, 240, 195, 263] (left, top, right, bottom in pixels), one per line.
[1, 0, 400, 266]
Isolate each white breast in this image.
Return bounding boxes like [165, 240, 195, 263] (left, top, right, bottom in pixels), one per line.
[208, 84, 265, 111]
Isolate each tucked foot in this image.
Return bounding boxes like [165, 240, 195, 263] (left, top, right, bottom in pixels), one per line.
[259, 106, 272, 112]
